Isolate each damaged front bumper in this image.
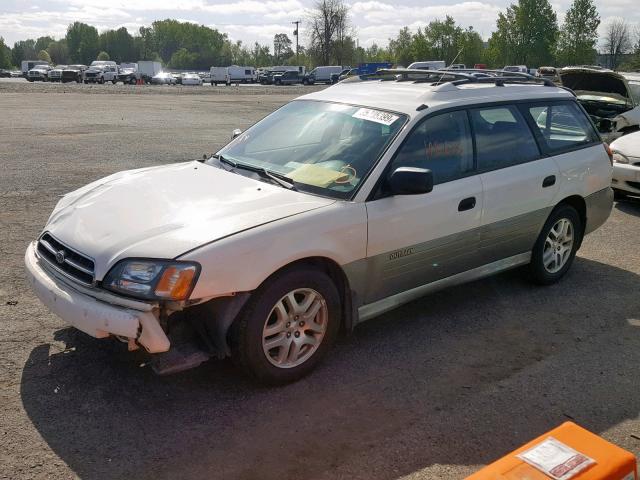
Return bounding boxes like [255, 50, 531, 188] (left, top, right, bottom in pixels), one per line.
[24, 242, 170, 353]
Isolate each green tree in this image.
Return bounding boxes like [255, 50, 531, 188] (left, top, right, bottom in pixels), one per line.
[422, 16, 463, 64]
[66, 22, 99, 64]
[35, 36, 55, 53]
[487, 0, 558, 67]
[169, 48, 197, 68]
[556, 0, 600, 66]
[0, 37, 12, 68]
[37, 49, 51, 63]
[273, 33, 293, 63]
[47, 40, 70, 65]
[12, 39, 36, 66]
[99, 27, 136, 63]
[388, 27, 413, 66]
[96, 51, 110, 61]
[459, 27, 484, 67]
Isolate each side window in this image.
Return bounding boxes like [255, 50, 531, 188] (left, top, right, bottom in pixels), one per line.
[525, 102, 599, 152]
[470, 105, 539, 171]
[391, 110, 474, 185]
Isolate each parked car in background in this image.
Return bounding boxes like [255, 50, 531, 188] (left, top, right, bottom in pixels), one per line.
[504, 65, 528, 73]
[62, 65, 86, 83]
[84, 62, 119, 84]
[273, 71, 301, 85]
[338, 68, 357, 81]
[27, 65, 52, 82]
[25, 69, 612, 385]
[260, 70, 286, 85]
[181, 73, 203, 86]
[474, 64, 487, 69]
[559, 67, 640, 143]
[117, 67, 138, 85]
[47, 65, 66, 82]
[0, 69, 12, 78]
[610, 130, 640, 198]
[303, 66, 344, 84]
[10, 70, 22, 78]
[151, 71, 177, 85]
[537, 66, 560, 83]
[407, 60, 446, 70]
[21, 60, 49, 77]
[449, 63, 466, 69]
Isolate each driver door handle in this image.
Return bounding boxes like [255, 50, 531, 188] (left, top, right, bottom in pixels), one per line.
[458, 197, 476, 212]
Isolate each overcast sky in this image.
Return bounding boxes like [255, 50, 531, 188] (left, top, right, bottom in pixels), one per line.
[0, 0, 638, 50]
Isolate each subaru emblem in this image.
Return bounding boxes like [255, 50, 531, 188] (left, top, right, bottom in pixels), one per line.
[55, 250, 66, 264]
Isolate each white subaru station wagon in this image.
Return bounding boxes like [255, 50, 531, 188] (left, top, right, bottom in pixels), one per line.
[25, 70, 613, 384]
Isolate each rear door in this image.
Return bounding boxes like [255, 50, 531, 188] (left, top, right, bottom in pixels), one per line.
[365, 109, 483, 303]
[471, 104, 559, 264]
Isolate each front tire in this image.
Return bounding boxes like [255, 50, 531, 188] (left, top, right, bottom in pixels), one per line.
[230, 268, 341, 385]
[529, 204, 582, 285]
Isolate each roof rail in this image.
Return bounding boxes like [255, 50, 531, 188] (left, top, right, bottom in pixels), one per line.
[348, 68, 556, 88]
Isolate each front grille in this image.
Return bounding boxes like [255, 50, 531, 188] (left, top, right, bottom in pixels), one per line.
[37, 233, 95, 285]
[85, 72, 97, 78]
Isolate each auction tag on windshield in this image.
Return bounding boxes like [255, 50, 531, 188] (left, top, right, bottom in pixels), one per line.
[352, 108, 399, 126]
[516, 437, 595, 480]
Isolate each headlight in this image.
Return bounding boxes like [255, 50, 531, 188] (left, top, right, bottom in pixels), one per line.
[104, 260, 200, 301]
[612, 152, 629, 164]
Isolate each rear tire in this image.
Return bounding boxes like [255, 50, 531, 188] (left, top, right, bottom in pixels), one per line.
[230, 268, 341, 385]
[529, 204, 582, 285]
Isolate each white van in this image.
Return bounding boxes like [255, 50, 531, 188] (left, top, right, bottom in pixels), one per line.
[25, 70, 613, 384]
[210, 67, 228, 85]
[227, 66, 256, 83]
[408, 61, 446, 70]
[303, 66, 343, 84]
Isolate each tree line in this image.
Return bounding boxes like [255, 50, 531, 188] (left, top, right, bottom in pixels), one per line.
[1, 0, 640, 71]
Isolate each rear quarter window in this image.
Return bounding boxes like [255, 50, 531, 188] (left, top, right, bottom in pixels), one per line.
[524, 101, 599, 153]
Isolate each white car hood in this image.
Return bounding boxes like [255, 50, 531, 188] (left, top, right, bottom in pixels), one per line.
[610, 130, 640, 158]
[44, 161, 334, 279]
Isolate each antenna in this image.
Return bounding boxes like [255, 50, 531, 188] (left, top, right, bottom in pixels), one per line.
[437, 48, 464, 85]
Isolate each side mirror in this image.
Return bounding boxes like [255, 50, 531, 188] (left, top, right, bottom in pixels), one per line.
[387, 167, 434, 195]
[231, 128, 242, 140]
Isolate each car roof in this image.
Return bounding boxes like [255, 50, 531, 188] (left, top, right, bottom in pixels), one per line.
[299, 79, 575, 116]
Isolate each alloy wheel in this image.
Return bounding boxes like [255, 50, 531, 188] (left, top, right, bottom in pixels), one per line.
[543, 218, 574, 273]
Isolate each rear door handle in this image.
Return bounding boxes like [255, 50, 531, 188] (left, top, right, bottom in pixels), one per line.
[542, 175, 556, 188]
[458, 197, 476, 212]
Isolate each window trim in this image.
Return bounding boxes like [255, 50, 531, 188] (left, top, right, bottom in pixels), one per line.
[369, 106, 476, 200]
[366, 98, 596, 202]
[518, 100, 602, 157]
[470, 103, 543, 175]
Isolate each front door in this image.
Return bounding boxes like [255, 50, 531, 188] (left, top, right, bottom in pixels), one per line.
[364, 109, 483, 304]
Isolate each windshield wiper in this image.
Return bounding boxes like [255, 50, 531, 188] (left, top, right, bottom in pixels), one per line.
[259, 168, 297, 190]
[211, 155, 296, 190]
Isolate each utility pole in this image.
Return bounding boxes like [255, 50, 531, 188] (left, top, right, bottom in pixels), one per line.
[292, 20, 300, 64]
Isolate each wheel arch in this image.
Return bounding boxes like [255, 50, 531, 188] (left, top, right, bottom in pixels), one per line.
[556, 195, 586, 247]
[184, 255, 355, 358]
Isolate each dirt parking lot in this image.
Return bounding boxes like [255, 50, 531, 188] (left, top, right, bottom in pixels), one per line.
[1, 80, 640, 480]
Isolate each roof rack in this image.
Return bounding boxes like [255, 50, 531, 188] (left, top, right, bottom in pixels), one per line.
[350, 68, 556, 88]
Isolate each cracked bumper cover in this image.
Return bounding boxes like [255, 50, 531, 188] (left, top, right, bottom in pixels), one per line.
[24, 242, 170, 353]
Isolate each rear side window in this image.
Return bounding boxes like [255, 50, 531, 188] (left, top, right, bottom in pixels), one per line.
[391, 110, 474, 185]
[470, 105, 539, 171]
[525, 102, 599, 152]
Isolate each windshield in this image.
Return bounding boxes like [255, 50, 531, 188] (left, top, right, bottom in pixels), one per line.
[213, 100, 407, 199]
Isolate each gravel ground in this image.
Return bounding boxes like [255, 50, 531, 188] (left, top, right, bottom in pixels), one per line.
[1, 81, 640, 480]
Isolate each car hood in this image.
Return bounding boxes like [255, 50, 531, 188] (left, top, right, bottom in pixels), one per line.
[610, 130, 640, 158]
[560, 69, 634, 104]
[44, 161, 335, 280]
